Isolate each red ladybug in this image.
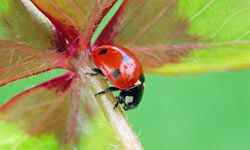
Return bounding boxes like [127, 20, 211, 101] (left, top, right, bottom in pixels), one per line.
[90, 45, 145, 110]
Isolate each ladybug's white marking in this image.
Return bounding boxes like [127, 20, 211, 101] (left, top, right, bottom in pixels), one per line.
[134, 80, 142, 86]
[122, 55, 130, 61]
[125, 96, 134, 105]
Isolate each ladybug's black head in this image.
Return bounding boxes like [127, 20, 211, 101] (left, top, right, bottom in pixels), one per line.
[116, 74, 145, 110]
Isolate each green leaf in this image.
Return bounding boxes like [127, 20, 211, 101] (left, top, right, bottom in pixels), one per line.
[154, 42, 250, 75]
[80, 113, 120, 150]
[0, 0, 141, 149]
[0, 0, 56, 49]
[0, 40, 69, 86]
[0, 71, 76, 145]
[91, 0, 124, 45]
[0, 121, 58, 150]
[0, 69, 67, 105]
[31, 0, 116, 53]
[111, 0, 250, 75]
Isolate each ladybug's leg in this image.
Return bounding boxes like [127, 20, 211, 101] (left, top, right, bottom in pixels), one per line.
[95, 87, 120, 97]
[86, 68, 104, 76]
[92, 68, 104, 76]
[113, 96, 124, 109]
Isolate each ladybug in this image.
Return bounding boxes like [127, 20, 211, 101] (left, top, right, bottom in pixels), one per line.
[90, 45, 145, 110]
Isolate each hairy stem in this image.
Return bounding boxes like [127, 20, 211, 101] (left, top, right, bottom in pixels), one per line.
[88, 76, 143, 150]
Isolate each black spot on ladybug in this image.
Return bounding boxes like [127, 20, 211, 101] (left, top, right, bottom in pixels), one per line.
[139, 73, 145, 83]
[112, 69, 121, 78]
[122, 55, 130, 61]
[98, 49, 108, 55]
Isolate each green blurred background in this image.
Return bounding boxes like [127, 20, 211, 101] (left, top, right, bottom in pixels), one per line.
[1, 69, 250, 150]
[128, 70, 250, 150]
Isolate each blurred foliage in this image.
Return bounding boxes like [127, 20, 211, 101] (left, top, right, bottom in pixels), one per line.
[80, 113, 119, 150]
[0, 69, 67, 105]
[0, 69, 120, 149]
[0, 121, 58, 150]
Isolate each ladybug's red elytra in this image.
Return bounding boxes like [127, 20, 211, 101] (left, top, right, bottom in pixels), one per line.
[90, 45, 145, 110]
